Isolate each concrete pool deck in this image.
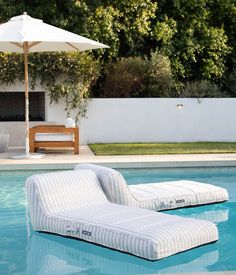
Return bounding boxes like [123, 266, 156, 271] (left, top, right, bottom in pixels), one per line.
[1, 146, 236, 170]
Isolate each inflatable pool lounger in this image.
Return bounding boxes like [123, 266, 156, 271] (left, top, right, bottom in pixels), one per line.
[27, 233, 219, 274]
[75, 164, 228, 210]
[25, 170, 218, 260]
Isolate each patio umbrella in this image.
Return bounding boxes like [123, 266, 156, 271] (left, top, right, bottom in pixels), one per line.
[0, 12, 109, 158]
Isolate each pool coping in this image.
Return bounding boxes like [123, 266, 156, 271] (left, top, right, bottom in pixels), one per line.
[2, 147, 236, 170]
[1, 158, 236, 170]
[2, 158, 236, 170]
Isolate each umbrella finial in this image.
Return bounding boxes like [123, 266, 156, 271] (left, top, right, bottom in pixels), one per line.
[23, 12, 27, 15]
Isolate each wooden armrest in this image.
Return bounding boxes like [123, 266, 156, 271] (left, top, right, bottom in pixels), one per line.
[30, 125, 78, 134]
[31, 125, 64, 129]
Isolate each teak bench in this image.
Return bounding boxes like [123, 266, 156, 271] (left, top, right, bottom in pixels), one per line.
[29, 125, 79, 154]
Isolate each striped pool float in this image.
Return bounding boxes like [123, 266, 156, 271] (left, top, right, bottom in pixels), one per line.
[74, 164, 228, 210]
[27, 232, 219, 274]
[25, 170, 218, 260]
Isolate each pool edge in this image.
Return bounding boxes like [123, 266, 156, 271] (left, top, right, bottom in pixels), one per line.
[1, 159, 236, 171]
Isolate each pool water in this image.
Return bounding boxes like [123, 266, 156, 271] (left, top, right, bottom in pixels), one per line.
[0, 167, 235, 274]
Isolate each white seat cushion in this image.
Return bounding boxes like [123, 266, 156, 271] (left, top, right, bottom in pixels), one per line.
[35, 133, 73, 142]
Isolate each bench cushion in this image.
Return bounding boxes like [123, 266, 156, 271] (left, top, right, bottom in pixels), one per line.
[35, 133, 73, 142]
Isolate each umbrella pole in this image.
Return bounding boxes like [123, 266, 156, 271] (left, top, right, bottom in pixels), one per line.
[23, 42, 30, 156]
[11, 45, 43, 160]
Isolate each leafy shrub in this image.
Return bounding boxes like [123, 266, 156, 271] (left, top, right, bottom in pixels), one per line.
[103, 52, 175, 97]
[226, 69, 236, 97]
[145, 51, 174, 97]
[180, 80, 222, 98]
[46, 52, 101, 120]
[103, 57, 147, 97]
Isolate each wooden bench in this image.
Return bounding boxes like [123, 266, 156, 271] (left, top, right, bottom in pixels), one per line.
[29, 125, 79, 154]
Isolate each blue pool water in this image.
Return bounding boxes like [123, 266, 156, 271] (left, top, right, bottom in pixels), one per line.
[0, 167, 235, 274]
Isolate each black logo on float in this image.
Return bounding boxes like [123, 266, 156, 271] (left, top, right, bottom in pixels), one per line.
[176, 199, 185, 203]
[66, 226, 80, 234]
[82, 230, 92, 236]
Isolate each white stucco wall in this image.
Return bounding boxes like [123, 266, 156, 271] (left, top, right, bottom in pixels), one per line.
[1, 83, 236, 146]
[70, 98, 236, 144]
[46, 96, 236, 144]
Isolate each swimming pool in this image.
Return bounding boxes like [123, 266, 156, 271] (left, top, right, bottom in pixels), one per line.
[0, 167, 235, 274]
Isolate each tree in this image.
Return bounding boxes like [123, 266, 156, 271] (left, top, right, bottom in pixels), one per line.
[145, 51, 174, 97]
[0, 0, 236, 98]
[153, 0, 231, 83]
[83, 0, 157, 58]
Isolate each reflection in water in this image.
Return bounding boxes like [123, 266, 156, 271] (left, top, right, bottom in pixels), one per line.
[27, 232, 219, 275]
[184, 209, 229, 223]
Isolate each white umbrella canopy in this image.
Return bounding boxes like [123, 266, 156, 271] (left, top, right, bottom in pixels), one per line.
[0, 13, 108, 52]
[0, 12, 109, 158]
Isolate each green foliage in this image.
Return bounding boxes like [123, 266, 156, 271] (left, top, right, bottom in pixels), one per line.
[103, 57, 147, 97]
[208, 0, 236, 69]
[200, 27, 231, 80]
[0, 52, 100, 121]
[180, 80, 222, 98]
[103, 52, 175, 97]
[0, 0, 236, 98]
[83, 5, 121, 58]
[152, 17, 177, 46]
[0, 54, 23, 83]
[145, 51, 174, 97]
[155, 0, 233, 83]
[44, 52, 100, 121]
[226, 69, 236, 97]
[83, 0, 157, 58]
